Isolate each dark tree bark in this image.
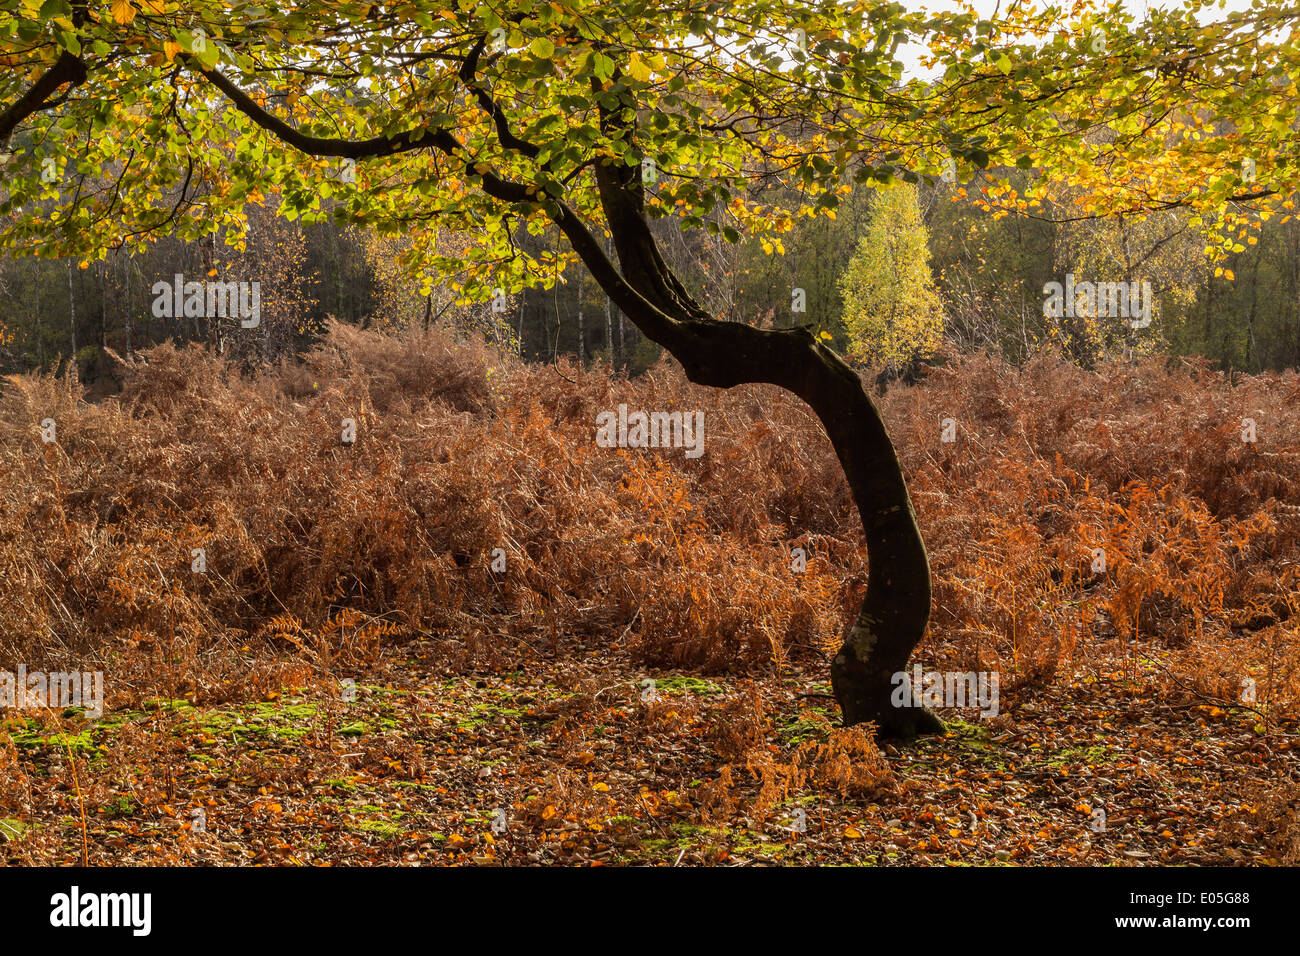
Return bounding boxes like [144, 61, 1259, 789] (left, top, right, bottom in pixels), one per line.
[0, 51, 87, 151]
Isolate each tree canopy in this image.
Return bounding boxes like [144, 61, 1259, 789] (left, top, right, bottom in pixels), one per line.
[4, 0, 1298, 295]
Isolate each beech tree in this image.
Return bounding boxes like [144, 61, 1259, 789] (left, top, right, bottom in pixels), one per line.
[3, 0, 1298, 736]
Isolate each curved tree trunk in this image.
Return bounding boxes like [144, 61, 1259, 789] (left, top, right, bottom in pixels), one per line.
[566, 161, 945, 738]
[669, 317, 942, 736]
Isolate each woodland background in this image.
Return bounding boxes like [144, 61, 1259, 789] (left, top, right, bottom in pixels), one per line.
[2, 176, 1299, 862]
[4, 168, 1300, 380]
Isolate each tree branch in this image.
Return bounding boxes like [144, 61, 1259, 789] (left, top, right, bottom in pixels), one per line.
[188, 58, 689, 352]
[0, 51, 88, 150]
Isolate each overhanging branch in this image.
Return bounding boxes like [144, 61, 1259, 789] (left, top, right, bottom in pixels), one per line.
[0, 51, 89, 149]
[189, 58, 688, 351]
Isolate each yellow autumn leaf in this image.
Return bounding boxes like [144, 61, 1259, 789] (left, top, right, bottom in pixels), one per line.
[844, 826, 863, 838]
[110, 0, 137, 25]
[1224, 269, 1235, 281]
[163, 40, 181, 61]
[627, 52, 652, 83]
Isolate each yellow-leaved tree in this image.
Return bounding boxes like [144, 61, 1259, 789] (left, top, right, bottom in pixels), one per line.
[838, 184, 944, 375]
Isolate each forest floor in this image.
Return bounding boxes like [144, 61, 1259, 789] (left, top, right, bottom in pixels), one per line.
[4, 332, 1300, 865]
[4, 635, 1295, 866]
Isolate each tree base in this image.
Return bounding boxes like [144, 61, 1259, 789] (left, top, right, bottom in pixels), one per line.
[873, 705, 947, 740]
[831, 645, 947, 741]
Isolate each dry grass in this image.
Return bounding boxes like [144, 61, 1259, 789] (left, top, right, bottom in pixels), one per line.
[1, 325, 1298, 720]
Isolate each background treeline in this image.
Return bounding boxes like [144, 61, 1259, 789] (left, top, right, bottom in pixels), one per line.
[3, 171, 1298, 379]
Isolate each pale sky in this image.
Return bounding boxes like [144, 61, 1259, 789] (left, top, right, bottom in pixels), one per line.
[895, 0, 1262, 77]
